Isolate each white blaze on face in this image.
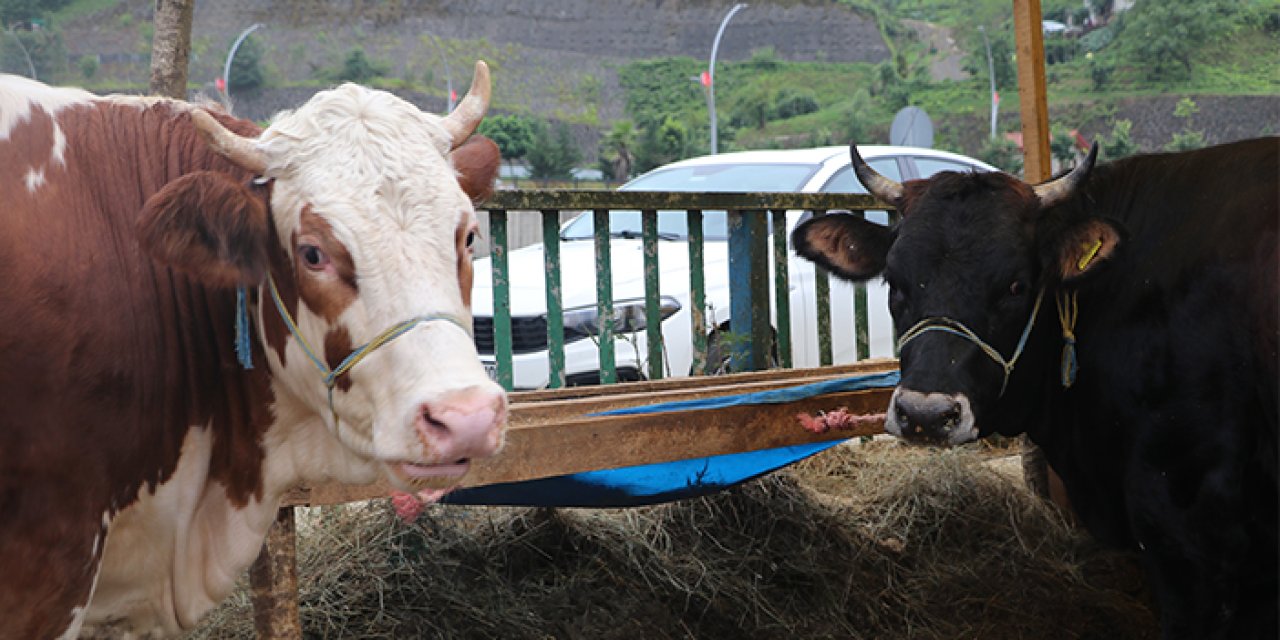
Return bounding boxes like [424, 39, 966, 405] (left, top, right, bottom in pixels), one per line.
[255, 83, 505, 490]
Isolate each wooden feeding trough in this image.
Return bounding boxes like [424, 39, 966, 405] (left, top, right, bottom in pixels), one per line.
[251, 360, 899, 638]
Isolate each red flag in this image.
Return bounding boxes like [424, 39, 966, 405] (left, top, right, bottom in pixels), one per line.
[215, 77, 226, 92]
[700, 71, 711, 87]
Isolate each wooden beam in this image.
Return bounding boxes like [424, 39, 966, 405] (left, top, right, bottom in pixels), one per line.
[511, 359, 897, 404]
[1013, 0, 1052, 182]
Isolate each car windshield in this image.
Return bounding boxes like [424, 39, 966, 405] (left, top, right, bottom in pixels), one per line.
[559, 162, 820, 241]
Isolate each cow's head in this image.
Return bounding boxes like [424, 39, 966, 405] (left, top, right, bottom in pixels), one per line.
[793, 144, 1121, 445]
[138, 61, 505, 492]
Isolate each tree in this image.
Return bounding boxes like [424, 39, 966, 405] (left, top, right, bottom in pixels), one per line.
[149, 0, 193, 99]
[1117, 0, 1244, 81]
[1050, 127, 1079, 169]
[963, 27, 1016, 93]
[0, 0, 70, 25]
[525, 121, 581, 181]
[77, 54, 97, 80]
[0, 23, 64, 79]
[1100, 119, 1138, 160]
[633, 116, 690, 174]
[978, 135, 1023, 176]
[478, 114, 537, 174]
[1165, 97, 1206, 151]
[597, 120, 636, 182]
[334, 47, 388, 84]
[228, 34, 264, 92]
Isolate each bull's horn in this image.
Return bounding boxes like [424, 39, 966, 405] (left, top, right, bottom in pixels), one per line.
[850, 143, 904, 204]
[440, 61, 491, 151]
[1033, 142, 1098, 207]
[191, 109, 268, 175]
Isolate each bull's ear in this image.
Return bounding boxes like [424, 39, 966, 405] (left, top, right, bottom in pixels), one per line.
[451, 134, 501, 204]
[138, 171, 269, 288]
[1044, 216, 1124, 284]
[791, 213, 892, 282]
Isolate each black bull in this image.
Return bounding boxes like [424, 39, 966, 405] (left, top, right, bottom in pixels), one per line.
[792, 137, 1278, 639]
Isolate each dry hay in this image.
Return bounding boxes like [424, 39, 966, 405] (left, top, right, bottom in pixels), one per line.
[187, 440, 1157, 639]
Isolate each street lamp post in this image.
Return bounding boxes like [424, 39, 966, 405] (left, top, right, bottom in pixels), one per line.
[220, 23, 263, 109]
[706, 3, 747, 155]
[979, 25, 998, 140]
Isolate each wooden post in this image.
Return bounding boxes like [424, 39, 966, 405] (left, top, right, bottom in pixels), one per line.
[148, 0, 194, 99]
[250, 507, 302, 640]
[1013, 0, 1051, 183]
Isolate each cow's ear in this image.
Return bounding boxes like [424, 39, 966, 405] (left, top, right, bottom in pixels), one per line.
[791, 213, 892, 282]
[1044, 217, 1124, 284]
[451, 134, 501, 204]
[138, 171, 269, 288]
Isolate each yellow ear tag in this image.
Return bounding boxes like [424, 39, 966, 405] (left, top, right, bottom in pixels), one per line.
[1077, 238, 1103, 272]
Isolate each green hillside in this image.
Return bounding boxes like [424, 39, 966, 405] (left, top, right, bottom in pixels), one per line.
[603, 0, 1279, 175]
[3, 0, 1276, 177]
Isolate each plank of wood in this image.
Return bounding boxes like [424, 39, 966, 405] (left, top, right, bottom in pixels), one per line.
[509, 359, 897, 404]
[283, 384, 892, 507]
[508, 366, 895, 426]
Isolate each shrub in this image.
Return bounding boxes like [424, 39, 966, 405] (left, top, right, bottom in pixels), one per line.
[77, 53, 97, 80]
[773, 88, 819, 120]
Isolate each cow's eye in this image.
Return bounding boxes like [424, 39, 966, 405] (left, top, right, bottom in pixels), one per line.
[299, 244, 329, 270]
[1009, 280, 1024, 297]
[465, 230, 477, 249]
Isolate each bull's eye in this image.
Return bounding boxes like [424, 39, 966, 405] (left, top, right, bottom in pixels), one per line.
[299, 244, 329, 270]
[1009, 281, 1024, 297]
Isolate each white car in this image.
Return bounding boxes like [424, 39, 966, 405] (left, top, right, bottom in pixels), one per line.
[471, 145, 997, 389]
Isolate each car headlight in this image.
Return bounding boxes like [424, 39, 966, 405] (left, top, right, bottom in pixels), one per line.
[563, 296, 682, 340]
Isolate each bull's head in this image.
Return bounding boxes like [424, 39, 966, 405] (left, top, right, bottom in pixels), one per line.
[792, 143, 1121, 445]
[137, 62, 505, 492]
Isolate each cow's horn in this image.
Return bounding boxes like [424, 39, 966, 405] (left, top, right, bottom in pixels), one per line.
[191, 109, 267, 174]
[440, 61, 491, 151]
[850, 144, 904, 204]
[1033, 142, 1098, 208]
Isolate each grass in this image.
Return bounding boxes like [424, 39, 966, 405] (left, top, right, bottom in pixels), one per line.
[186, 440, 1157, 639]
[48, 0, 122, 26]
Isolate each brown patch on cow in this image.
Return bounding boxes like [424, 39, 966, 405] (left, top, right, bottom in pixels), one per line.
[324, 326, 356, 392]
[0, 86, 284, 637]
[451, 134, 501, 204]
[293, 206, 358, 323]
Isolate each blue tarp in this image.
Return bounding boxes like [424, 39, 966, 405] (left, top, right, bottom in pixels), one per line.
[443, 370, 899, 508]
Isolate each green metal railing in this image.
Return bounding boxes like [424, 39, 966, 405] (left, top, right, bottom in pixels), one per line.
[480, 190, 889, 391]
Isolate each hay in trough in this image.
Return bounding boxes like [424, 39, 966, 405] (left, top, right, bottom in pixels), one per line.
[187, 440, 1157, 639]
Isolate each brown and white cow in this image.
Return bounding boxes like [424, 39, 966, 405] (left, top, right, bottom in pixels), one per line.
[0, 62, 506, 638]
